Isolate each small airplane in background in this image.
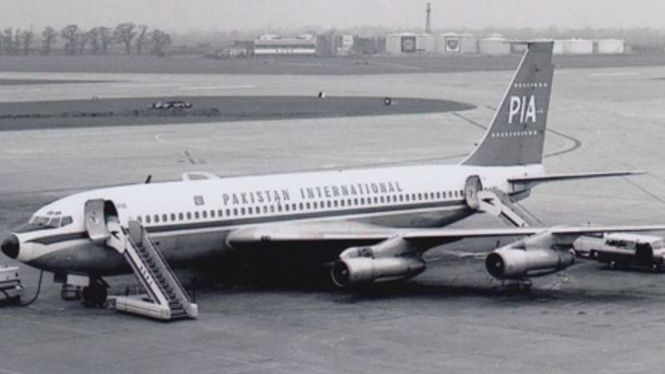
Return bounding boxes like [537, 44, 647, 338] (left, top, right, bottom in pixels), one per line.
[2, 42, 662, 316]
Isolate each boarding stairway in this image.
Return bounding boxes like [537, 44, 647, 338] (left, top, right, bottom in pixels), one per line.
[106, 220, 198, 321]
[476, 188, 541, 228]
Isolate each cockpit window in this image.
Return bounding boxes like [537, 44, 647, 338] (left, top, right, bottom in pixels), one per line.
[48, 217, 61, 228]
[29, 215, 73, 228]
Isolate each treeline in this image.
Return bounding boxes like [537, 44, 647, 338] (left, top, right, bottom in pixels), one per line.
[0, 23, 171, 56]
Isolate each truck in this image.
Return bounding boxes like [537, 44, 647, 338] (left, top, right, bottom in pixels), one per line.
[0, 265, 23, 304]
[573, 233, 665, 272]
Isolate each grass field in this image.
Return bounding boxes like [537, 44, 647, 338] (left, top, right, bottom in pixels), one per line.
[0, 95, 475, 131]
[1, 53, 665, 75]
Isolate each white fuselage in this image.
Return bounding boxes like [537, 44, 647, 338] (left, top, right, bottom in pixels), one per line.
[12, 163, 544, 275]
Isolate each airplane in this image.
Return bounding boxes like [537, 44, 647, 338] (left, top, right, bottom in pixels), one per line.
[2, 41, 663, 310]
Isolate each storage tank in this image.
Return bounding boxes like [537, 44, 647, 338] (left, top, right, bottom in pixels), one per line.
[597, 39, 625, 54]
[417, 34, 436, 53]
[479, 34, 510, 55]
[563, 39, 593, 54]
[436, 33, 478, 54]
[386, 33, 418, 54]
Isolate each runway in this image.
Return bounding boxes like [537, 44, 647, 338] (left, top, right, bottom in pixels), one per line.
[2, 63, 665, 373]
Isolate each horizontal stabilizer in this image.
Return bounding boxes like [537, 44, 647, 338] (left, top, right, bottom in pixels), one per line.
[508, 170, 644, 188]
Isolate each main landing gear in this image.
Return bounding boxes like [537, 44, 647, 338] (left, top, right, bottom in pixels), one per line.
[81, 277, 108, 308]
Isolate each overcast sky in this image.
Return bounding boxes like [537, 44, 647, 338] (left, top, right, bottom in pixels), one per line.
[4, 0, 665, 33]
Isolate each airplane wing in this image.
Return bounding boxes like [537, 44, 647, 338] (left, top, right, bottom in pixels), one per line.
[227, 223, 665, 247]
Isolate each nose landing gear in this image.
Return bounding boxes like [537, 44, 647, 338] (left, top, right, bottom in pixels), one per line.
[81, 278, 108, 308]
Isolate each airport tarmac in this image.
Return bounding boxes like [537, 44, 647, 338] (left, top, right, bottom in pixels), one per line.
[2, 64, 665, 373]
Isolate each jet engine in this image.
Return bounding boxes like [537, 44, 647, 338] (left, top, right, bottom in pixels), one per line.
[330, 236, 425, 287]
[331, 256, 425, 288]
[485, 247, 575, 280]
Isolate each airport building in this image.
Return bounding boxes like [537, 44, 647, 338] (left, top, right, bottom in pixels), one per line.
[597, 39, 625, 54]
[436, 33, 478, 54]
[479, 34, 510, 55]
[386, 32, 436, 54]
[562, 39, 594, 54]
[254, 35, 317, 56]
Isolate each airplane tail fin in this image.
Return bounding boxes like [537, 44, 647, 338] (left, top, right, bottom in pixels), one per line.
[462, 41, 554, 167]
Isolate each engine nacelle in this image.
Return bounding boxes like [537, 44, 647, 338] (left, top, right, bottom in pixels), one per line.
[485, 247, 575, 280]
[331, 256, 426, 288]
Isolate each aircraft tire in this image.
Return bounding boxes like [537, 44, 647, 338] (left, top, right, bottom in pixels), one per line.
[82, 282, 107, 308]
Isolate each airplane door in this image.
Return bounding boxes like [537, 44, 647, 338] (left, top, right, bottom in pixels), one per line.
[84, 199, 110, 243]
[464, 175, 483, 210]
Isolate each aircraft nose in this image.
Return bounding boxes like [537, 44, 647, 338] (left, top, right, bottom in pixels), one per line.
[1, 235, 19, 259]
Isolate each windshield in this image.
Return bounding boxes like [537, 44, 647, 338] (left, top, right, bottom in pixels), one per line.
[29, 215, 73, 228]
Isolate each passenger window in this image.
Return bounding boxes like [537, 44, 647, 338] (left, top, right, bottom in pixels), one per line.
[313, 202, 318, 209]
[380, 196, 385, 203]
[202, 211, 208, 218]
[361, 198, 365, 204]
[194, 212, 200, 219]
[285, 205, 290, 212]
[374, 197, 379, 204]
[327, 201, 332, 208]
[137, 216, 143, 223]
[333, 201, 338, 208]
[154, 215, 159, 223]
[170, 213, 176, 221]
[436, 192, 441, 199]
[162, 214, 167, 222]
[306, 202, 310, 210]
[146, 215, 151, 223]
[248, 207, 253, 214]
[186, 212, 192, 220]
[210, 210, 215, 218]
[277, 205, 282, 212]
[241, 208, 246, 215]
[340, 200, 345, 207]
[179, 213, 184, 220]
[225, 209, 230, 216]
[218, 209, 223, 217]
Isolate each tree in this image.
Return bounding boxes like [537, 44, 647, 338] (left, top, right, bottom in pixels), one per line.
[150, 29, 171, 56]
[114, 22, 137, 54]
[78, 29, 90, 55]
[21, 30, 33, 55]
[61, 24, 80, 55]
[41, 26, 57, 55]
[87, 28, 101, 55]
[98, 27, 112, 54]
[3, 28, 14, 55]
[135, 25, 149, 55]
[13, 28, 21, 55]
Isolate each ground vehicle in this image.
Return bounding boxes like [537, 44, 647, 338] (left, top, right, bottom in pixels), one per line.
[0, 265, 23, 304]
[574, 233, 665, 272]
[150, 100, 193, 109]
